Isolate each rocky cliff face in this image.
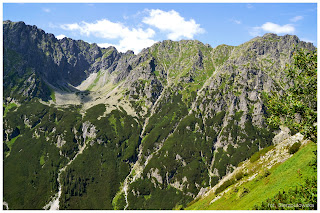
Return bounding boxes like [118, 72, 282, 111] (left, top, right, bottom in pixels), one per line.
[3, 21, 315, 210]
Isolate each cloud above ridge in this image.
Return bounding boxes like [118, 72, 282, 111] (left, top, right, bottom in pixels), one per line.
[143, 9, 205, 40]
[56, 34, 66, 40]
[250, 22, 295, 36]
[59, 9, 204, 53]
[61, 19, 156, 53]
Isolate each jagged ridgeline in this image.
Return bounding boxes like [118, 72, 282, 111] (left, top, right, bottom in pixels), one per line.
[3, 20, 315, 210]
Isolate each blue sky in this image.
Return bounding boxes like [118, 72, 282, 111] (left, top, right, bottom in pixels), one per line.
[3, 3, 317, 53]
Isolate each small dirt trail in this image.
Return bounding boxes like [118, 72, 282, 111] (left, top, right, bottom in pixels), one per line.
[122, 88, 167, 210]
[43, 141, 88, 210]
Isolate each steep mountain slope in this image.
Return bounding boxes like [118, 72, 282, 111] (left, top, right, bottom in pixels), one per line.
[186, 131, 316, 210]
[3, 21, 315, 210]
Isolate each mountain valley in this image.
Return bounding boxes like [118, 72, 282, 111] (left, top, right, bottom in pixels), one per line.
[3, 20, 317, 210]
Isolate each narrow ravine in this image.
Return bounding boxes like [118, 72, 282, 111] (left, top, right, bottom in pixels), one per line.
[121, 142, 153, 210]
[121, 86, 169, 209]
[43, 140, 88, 210]
[123, 179, 129, 210]
[121, 131, 149, 209]
[140, 89, 166, 137]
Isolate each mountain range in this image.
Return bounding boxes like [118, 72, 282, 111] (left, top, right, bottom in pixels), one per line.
[3, 20, 316, 210]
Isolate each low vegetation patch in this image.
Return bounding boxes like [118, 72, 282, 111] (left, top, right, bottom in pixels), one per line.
[3, 102, 18, 117]
[288, 141, 301, 155]
[84, 104, 106, 121]
[250, 145, 274, 163]
[237, 187, 250, 199]
[215, 178, 236, 195]
[235, 171, 247, 181]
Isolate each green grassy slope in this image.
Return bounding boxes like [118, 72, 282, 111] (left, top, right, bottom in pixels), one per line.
[186, 141, 316, 210]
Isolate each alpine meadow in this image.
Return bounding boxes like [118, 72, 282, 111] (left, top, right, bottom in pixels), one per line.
[2, 6, 317, 210]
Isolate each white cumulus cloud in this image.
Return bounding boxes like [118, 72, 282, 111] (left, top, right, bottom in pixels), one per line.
[60, 19, 156, 53]
[290, 15, 303, 22]
[142, 9, 205, 40]
[61, 20, 128, 39]
[250, 22, 295, 36]
[261, 22, 295, 34]
[56, 34, 66, 40]
[98, 29, 156, 53]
